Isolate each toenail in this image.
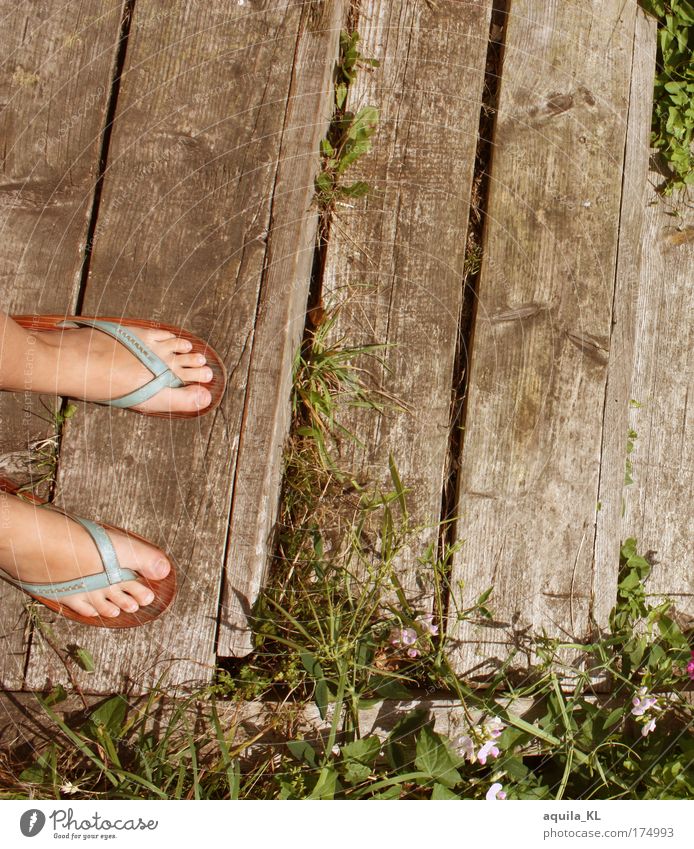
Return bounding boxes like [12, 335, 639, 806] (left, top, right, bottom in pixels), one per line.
[203, 368, 213, 381]
[196, 354, 206, 364]
[142, 591, 155, 605]
[183, 340, 193, 351]
[154, 559, 169, 578]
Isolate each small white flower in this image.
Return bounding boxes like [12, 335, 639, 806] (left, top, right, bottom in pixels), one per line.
[331, 744, 341, 756]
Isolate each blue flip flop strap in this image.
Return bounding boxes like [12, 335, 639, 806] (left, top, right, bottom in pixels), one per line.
[58, 318, 184, 408]
[0, 515, 137, 600]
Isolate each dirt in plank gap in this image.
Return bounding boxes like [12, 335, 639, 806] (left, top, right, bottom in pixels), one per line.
[439, 1, 509, 555]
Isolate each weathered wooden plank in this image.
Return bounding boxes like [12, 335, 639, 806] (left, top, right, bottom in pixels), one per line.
[23, 0, 329, 693]
[618, 50, 693, 624]
[0, 1, 125, 690]
[447, 0, 638, 676]
[219, 0, 346, 656]
[593, 8, 658, 632]
[320, 0, 493, 600]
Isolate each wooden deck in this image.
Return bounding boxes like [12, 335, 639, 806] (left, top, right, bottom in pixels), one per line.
[0, 0, 690, 696]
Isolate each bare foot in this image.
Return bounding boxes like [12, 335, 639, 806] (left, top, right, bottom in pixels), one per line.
[0, 491, 171, 618]
[30, 324, 213, 414]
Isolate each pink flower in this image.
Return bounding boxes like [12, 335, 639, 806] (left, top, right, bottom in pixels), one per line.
[477, 740, 500, 765]
[631, 688, 657, 717]
[416, 614, 439, 636]
[486, 782, 506, 800]
[687, 651, 694, 681]
[641, 717, 657, 737]
[483, 717, 505, 739]
[406, 647, 419, 658]
[390, 627, 417, 648]
[455, 735, 475, 762]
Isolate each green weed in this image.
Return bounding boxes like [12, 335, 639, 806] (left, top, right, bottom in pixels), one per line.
[315, 32, 379, 214]
[15, 402, 77, 497]
[641, 1, 694, 191]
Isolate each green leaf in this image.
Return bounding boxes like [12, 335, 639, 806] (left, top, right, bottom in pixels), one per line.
[384, 709, 427, 771]
[620, 538, 638, 561]
[335, 82, 348, 110]
[310, 766, 339, 799]
[640, 0, 666, 18]
[618, 570, 641, 591]
[414, 725, 461, 789]
[84, 696, 127, 737]
[19, 765, 46, 784]
[343, 761, 372, 785]
[502, 755, 530, 780]
[314, 678, 331, 720]
[372, 785, 402, 799]
[68, 645, 95, 672]
[431, 782, 459, 799]
[287, 740, 317, 767]
[315, 172, 333, 193]
[300, 651, 324, 679]
[341, 736, 381, 766]
[388, 453, 408, 516]
[339, 180, 371, 199]
[657, 615, 688, 646]
[43, 684, 68, 707]
[602, 708, 624, 730]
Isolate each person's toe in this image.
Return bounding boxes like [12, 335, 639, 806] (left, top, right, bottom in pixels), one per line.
[64, 596, 101, 618]
[136, 384, 211, 413]
[119, 581, 156, 607]
[89, 595, 122, 618]
[161, 337, 194, 355]
[104, 587, 141, 613]
[148, 330, 178, 343]
[173, 353, 207, 369]
[178, 366, 213, 384]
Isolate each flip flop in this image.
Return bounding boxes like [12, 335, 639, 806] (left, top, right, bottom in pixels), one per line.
[0, 476, 177, 628]
[11, 314, 227, 419]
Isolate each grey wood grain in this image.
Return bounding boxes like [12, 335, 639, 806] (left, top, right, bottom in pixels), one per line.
[447, 0, 638, 677]
[23, 0, 317, 693]
[0, 0, 125, 690]
[219, 0, 347, 657]
[593, 8, 658, 634]
[620, 142, 693, 619]
[319, 0, 493, 601]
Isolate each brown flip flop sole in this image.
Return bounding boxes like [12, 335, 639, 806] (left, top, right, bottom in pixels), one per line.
[11, 314, 227, 419]
[0, 476, 177, 629]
